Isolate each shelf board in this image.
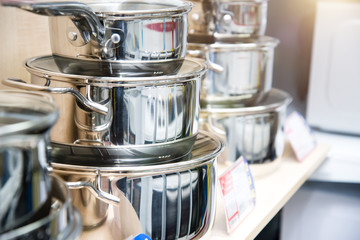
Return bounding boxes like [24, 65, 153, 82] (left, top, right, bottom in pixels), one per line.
[202, 141, 330, 240]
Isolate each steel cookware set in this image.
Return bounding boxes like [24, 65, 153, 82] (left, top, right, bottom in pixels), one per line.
[187, 0, 292, 164]
[2, 0, 225, 240]
[0, 90, 82, 239]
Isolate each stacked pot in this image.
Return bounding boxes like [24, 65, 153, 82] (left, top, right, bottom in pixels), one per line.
[2, 0, 224, 240]
[0, 90, 82, 240]
[187, 0, 292, 164]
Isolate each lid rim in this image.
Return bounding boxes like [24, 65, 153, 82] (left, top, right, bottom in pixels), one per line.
[49, 131, 224, 174]
[24, 56, 207, 85]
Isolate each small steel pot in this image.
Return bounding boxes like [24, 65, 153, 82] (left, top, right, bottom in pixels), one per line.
[187, 0, 216, 43]
[187, 36, 279, 107]
[0, 90, 59, 233]
[49, 131, 224, 239]
[0, 175, 82, 240]
[3, 0, 192, 73]
[3, 56, 206, 160]
[187, 0, 267, 43]
[201, 88, 292, 164]
[214, 0, 268, 40]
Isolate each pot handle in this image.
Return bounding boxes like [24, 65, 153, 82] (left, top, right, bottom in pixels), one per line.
[1, 1, 105, 45]
[65, 177, 121, 206]
[187, 49, 224, 73]
[2, 78, 108, 115]
[207, 115, 227, 136]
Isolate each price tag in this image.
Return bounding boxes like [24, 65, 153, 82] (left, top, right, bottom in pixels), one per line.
[218, 157, 256, 233]
[284, 111, 317, 161]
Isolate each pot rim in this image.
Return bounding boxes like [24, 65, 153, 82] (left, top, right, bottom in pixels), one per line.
[49, 131, 224, 175]
[0, 90, 59, 137]
[88, 0, 193, 19]
[189, 36, 279, 52]
[24, 56, 207, 85]
[201, 88, 293, 116]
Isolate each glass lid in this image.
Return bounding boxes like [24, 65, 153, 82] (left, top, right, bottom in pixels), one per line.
[201, 88, 293, 116]
[89, 0, 193, 17]
[49, 131, 224, 171]
[0, 90, 59, 136]
[25, 55, 207, 84]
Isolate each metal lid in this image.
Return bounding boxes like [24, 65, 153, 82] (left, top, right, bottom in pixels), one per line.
[25, 55, 207, 86]
[201, 88, 293, 116]
[189, 36, 279, 52]
[49, 131, 224, 173]
[89, 0, 193, 19]
[0, 90, 59, 137]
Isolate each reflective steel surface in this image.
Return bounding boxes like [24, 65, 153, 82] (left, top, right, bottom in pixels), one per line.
[0, 176, 82, 240]
[188, 0, 216, 43]
[3, 0, 192, 67]
[50, 131, 224, 239]
[214, 0, 268, 40]
[188, 37, 279, 107]
[0, 91, 59, 233]
[3, 56, 206, 150]
[201, 88, 292, 164]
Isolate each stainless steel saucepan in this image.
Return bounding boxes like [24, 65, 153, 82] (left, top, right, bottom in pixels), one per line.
[0, 90, 59, 233]
[187, 0, 267, 43]
[187, 0, 216, 43]
[214, 0, 268, 40]
[2, 0, 192, 73]
[201, 88, 292, 164]
[187, 36, 279, 107]
[49, 131, 224, 239]
[3, 56, 206, 160]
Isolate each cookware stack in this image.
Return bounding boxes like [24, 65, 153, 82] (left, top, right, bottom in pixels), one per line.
[2, 0, 224, 239]
[187, 0, 292, 164]
[0, 90, 82, 240]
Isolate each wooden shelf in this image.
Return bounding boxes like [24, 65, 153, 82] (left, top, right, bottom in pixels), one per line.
[202, 142, 330, 240]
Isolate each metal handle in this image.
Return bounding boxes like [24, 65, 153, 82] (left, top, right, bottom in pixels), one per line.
[46, 166, 120, 205]
[187, 49, 224, 73]
[3, 78, 108, 115]
[204, 50, 224, 73]
[2, 1, 105, 45]
[66, 179, 120, 206]
[207, 115, 226, 136]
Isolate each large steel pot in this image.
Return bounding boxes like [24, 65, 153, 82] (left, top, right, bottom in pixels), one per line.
[3, 0, 192, 74]
[3, 56, 206, 160]
[187, 36, 279, 107]
[201, 88, 292, 164]
[0, 176, 82, 240]
[49, 131, 224, 240]
[0, 90, 59, 233]
[214, 0, 268, 40]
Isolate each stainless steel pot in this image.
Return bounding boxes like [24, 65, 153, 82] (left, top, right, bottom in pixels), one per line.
[0, 175, 82, 240]
[188, 0, 216, 43]
[0, 90, 59, 233]
[201, 88, 292, 164]
[187, 36, 279, 107]
[214, 0, 268, 40]
[49, 131, 224, 239]
[188, 0, 267, 43]
[3, 56, 206, 160]
[3, 0, 192, 73]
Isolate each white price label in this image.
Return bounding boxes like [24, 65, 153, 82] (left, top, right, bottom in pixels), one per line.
[218, 157, 256, 233]
[285, 111, 317, 161]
